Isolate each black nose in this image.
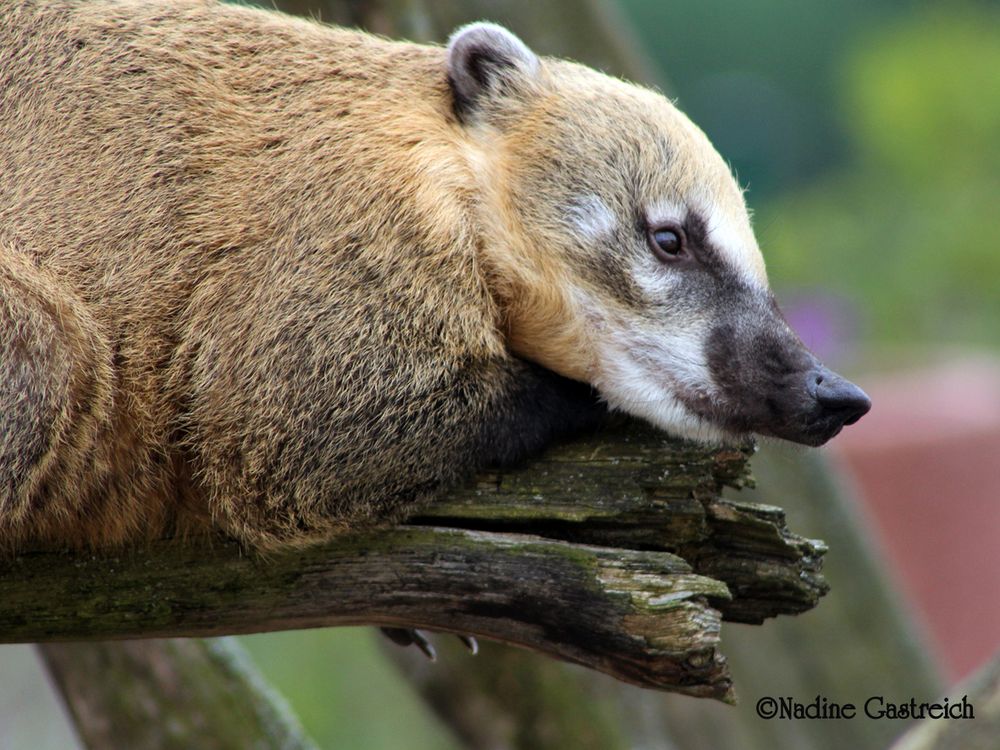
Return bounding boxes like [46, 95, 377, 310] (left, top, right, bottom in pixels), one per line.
[809, 368, 872, 426]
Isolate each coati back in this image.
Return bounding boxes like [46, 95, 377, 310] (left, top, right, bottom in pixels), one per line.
[0, 0, 869, 550]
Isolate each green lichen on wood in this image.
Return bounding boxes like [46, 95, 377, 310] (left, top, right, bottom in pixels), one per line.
[7, 419, 826, 701]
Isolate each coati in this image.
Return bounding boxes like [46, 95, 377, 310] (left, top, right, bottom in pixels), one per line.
[0, 0, 870, 552]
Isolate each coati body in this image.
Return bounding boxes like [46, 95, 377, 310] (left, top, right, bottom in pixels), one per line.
[0, 0, 869, 550]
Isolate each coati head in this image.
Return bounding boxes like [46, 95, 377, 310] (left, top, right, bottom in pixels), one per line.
[447, 23, 870, 446]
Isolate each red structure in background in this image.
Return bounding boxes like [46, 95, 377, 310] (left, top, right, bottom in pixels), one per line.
[833, 357, 1000, 683]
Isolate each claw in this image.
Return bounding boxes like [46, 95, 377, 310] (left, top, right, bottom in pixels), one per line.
[380, 627, 437, 661]
[458, 634, 479, 655]
[380, 628, 478, 659]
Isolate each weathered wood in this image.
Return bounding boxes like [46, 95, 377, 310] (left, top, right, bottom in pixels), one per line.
[39, 638, 319, 750]
[411, 420, 828, 625]
[385, 445, 946, 750]
[4, 421, 827, 700]
[7, 527, 733, 698]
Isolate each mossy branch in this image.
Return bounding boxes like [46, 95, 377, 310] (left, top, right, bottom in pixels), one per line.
[5, 420, 827, 701]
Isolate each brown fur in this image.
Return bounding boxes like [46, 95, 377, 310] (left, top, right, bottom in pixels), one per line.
[0, 0, 622, 550]
[2, 0, 808, 551]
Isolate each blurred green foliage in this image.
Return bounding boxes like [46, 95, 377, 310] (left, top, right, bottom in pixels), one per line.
[758, 5, 1000, 349]
[845, 6, 1000, 182]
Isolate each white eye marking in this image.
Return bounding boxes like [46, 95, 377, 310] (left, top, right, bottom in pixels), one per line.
[701, 206, 766, 287]
[646, 198, 767, 289]
[646, 199, 686, 230]
[567, 195, 617, 241]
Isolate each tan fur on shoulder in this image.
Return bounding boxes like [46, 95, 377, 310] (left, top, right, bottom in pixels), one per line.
[1, 0, 506, 548]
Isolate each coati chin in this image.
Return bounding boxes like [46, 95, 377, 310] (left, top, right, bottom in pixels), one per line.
[0, 0, 870, 552]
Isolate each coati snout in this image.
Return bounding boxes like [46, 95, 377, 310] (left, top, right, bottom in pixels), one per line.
[702, 289, 871, 446]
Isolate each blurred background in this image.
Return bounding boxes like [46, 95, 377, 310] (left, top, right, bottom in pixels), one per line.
[2, 0, 997, 748]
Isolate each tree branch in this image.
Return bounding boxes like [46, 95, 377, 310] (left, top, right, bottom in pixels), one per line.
[39, 638, 320, 750]
[5, 420, 828, 700]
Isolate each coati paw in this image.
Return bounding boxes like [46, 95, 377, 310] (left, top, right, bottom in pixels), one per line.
[379, 627, 478, 660]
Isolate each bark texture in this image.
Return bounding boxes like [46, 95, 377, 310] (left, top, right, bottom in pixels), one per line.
[7, 421, 828, 701]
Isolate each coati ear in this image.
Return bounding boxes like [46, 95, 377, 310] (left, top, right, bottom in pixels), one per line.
[447, 23, 540, 120]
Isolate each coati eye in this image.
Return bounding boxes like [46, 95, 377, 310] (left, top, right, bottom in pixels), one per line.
[648, 225, 687, 262]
